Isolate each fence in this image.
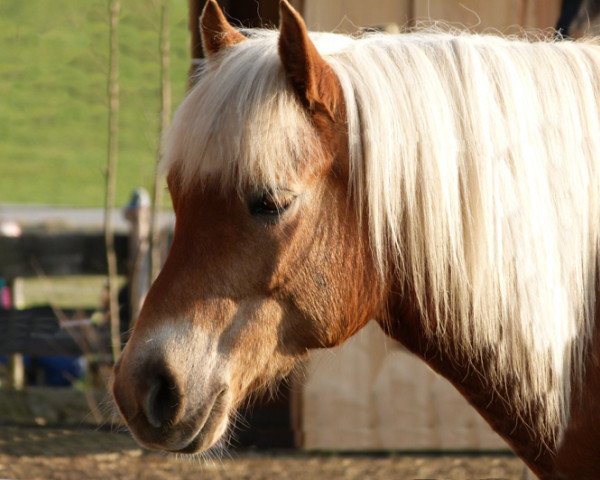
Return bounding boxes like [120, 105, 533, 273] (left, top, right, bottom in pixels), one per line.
[0, 190, 172, 390]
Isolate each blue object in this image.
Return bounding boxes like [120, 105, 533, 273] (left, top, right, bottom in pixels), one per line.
[36, 356, 85, 386]
[0, 355, 84, 387]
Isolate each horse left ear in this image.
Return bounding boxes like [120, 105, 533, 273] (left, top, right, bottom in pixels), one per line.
[278, 0, 337, 116]
[201, 0, 246, 57]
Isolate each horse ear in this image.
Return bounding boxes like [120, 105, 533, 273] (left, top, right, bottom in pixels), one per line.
[278, 0, 336, 115]
[201, 0, 246, 57]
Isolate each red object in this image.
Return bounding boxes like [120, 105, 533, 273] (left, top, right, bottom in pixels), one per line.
[0, 282, 11, 310]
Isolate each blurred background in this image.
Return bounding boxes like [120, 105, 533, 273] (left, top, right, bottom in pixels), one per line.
[0, 1, 595, 479]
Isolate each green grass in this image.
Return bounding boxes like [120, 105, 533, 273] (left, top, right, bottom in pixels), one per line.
[0, 0, 190, 207]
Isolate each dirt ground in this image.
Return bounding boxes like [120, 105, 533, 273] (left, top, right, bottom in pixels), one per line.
[0, 426, 529, 480]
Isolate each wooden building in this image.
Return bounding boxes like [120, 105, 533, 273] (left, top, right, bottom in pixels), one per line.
[188, 0, 563, 452]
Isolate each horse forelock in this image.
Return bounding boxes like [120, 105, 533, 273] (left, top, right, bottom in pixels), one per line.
[162, 27, 600, 442]
[161, 30, 340, 194]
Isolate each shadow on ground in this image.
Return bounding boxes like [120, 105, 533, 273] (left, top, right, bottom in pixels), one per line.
[0, 425, 138, 456]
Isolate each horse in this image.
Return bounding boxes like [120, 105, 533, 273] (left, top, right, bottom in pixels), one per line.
[111, 1, 600, 478]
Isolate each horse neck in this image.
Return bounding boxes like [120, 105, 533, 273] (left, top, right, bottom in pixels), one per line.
[553, 305, 600, 478]
[379, 286, 557, 477]
[380, 281, 600, 478]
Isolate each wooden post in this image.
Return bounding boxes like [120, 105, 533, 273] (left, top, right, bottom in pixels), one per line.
[7, 277, 24, 389]
[8, 353, 25, 391]
[188, 0, 207, 88]
[104, 0, 121, 362]
[150, 1, 171, 282]
[124, 189, 151, 330]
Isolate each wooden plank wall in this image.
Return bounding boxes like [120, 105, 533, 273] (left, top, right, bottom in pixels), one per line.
[303, 0, 561, 33]
[302, 323, 507, 450]
[299, 0, 562, 452]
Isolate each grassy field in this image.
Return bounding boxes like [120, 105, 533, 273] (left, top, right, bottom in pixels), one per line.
[0, 0, 190, 207]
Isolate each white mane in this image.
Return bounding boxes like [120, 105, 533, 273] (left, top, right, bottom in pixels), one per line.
[164, 29, 600, 442]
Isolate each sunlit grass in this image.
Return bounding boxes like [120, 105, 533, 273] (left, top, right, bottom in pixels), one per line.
[0, 0, 189, 207]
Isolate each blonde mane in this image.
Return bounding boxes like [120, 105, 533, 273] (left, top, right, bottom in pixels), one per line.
[164, 29, 600, 442]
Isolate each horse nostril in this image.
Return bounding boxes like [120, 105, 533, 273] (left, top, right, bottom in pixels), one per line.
[144, 370, 182, 429]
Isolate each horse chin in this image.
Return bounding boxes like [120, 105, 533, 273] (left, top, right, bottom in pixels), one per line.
[127, 387, 232, 455]
[168, 406, 230, 454]
[169, 392, 231, 454]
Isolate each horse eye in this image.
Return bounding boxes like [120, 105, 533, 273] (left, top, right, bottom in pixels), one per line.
[249, 191, 294, 218]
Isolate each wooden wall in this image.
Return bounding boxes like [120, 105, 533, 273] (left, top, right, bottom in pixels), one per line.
[303, 0, 562, 33]
[302, 323, 508, 450]
[189, 1, 562, 66]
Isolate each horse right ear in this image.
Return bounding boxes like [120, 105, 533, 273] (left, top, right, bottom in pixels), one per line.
[278, 0, 339, 117]
[200, 0, 246, 57]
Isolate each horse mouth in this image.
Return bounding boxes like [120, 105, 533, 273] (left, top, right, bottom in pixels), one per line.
[167, 388, 230, 454]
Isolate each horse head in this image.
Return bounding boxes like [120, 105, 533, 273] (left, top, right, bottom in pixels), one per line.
[112, 0, 380, 453]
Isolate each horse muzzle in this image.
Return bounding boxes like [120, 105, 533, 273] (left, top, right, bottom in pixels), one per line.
[112, 353, 231, 453]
